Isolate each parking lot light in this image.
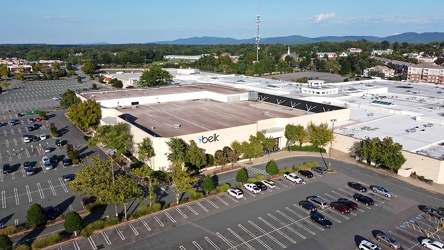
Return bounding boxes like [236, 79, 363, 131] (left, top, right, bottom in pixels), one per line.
[328, 119, 337, 169]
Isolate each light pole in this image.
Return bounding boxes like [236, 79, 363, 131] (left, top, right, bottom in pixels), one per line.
[328, 119, 337, 169]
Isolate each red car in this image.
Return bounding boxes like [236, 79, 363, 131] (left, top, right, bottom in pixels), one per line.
[330, 201, 351, 214]
[35, 117, 41, 122]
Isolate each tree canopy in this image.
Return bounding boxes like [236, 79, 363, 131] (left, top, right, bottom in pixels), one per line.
[81, 61, 96, 74]
[89, 123, 133, 157]
[67, 99, 102, 130]
[26, 203, 47, 226]
[0, 234, 12, 250]
[138, 66, 173, 87]
[64, 211, 84, 236]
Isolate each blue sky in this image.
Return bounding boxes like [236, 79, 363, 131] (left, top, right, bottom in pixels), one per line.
[2, 0, 443, 44]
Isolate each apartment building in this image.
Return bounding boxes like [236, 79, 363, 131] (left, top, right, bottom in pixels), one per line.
[407, 64, 444, 83]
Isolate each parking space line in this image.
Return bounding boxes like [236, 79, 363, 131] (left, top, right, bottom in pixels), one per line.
[286, 206, 305, 219]
[248, 220, 286, 248]
[192, 241, 204, 250]
[1, 191, 5, 208]
[48, 180, 57, 196]
[59, 178, 69, 193]
[13, 138, 18, 146]
[11, 172, 15, 180]
[186, 205, 199, 215]
[205, 236, 222, 250]
[277, 179, 288, 188]
[176, 207, 188, 219]
[224, 194, 239, 203]
[216, 196, 229, 206]
[25, 148, 30, 157]
[140, 219, 151, 231]
[238, 224, 273, 250]
[69, 205, 74, 212]
[196, 201, 208, 212]
[153, 215, 164, 227]
[243, 191, 256, 198]
[73, 240, 80, 250]
[128, 223, 139, 235]
[87, 237, 97, 250]
[101, 231, 112, 245]
[179, 246, 186, 250]
[37, 183, 45, 199]
[389, 230, 417, 245]
[206, 199, 219, 209]
[26, 185, 32, 202]
[227, 228, 254, 250]
[21, 166, 26, 177]
[164, 211, 176, 223]
[0, 173, 3, 182]
[116, 227, 125, 240]
[216, 232, 237, 249]
[14, 188, 19, 205]
[276, 210, 315, 235]
[265, 214, 297, 244]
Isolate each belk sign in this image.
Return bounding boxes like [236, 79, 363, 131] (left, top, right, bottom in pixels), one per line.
[198, 133, 219, 144]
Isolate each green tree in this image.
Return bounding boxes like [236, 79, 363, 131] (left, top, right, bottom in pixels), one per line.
[67, 155, 114, 203]
[266, 160, 279, 175]
[214, 150, 228, 169]
[110, 174, 143, 220]
[81, 61, 96, 74]
[166, 137, 188, 166]
[67, 99, 102, 130]
[201, 176, 215, 195]
[0, 80, 11, 90]
[230, 140, 243, 155]
[0, 65, 8, 78]
[38, 111, 48, 120]
[235, 167, 248, 184]
[90, 123, 133, 157]
[110, 78, 123, 88]
[64, 211, 84, 236]
[131, 164, 157, 206]
[138, 66, 173, 87]
[226, 150, 238, 167]
[185, 140, 207, 170]
[26, 203, 47, 226]
[308, 122, 333, 148]
[285, 124, 298, 147]
[169, 163, 199, 205]
[0, 234, 12, 250]
[60, 89, 81, 109]
[66, 143, 80, 164]
[137, 137, 155, 165]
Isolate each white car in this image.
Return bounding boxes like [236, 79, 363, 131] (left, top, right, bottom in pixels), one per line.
[261, 179, 276, 188]
[227, 188, 243, 199]
[283, 172, 305, 184]
[243, 183, 261, 194]
[42, 156, 50, 164]
[52, 97, 60, 101]
[23, 135, 31, 143]
[40, 134, 47, 140]
[422, 239, 444, 250]
[359, 239, 381, 250]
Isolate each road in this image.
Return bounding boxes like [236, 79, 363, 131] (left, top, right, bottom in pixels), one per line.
[50, 156, 444, 250]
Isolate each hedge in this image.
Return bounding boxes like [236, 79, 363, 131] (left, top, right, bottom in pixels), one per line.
[31, 233, 66, 250]
[278, 167, 293, 175]
[82, 220, 106, 237]
[256, 174, 266, 180]
[189, 190, 204, 201]
[289, 145, 326, 153]
[15, 245, 31, 250]
[247, 177, 258, 183]
[0, 225, 26, 236]
[129, 203, 162, 219]
[215, 184, 230, 193]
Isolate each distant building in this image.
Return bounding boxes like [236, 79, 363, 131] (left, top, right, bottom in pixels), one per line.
[371, 49, 393, 56]
[407, 64, 444, 83]
[348, 48, 362, 53]
[338, 52, 351, 57]
[363, 66, 395, 78]
[163, 55, 207, 62]
[316, 52, 337, 60]
[280, 46, 299, 61]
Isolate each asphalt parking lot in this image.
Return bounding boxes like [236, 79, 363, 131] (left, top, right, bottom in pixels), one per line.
[50, 157, 444, 250]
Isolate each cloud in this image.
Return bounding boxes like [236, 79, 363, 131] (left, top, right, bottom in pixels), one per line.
[314, 13, 336, 24]
[43, 16, 51, 19]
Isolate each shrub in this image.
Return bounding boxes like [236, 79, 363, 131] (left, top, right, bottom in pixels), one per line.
[303, 161, 318, 168]
[256, 174, 266, 181]
[85, 202, 104, 213]
[235, 168, 248, 183]
[64, 211, 83, 234]
[0, 225, 25, 236]
[215, 183, 230, 193]
[104, 216, 119, 227]
[292, 164, 305, 171]
[279, 167, 293, 175]
[201, 176, 215, 195]
[247, 177, 258, 183]
[130, 203, 162, 220]
[265, 160, 279, 175]
[288, 145, 327, 153]
[0, 234, 12, 250]
[15, 245, 31, 250]
[189, 190, 204, 201]
[26, 203, 47, 226]
[31, 233, 65, 249]
[82, 220, 105, 237]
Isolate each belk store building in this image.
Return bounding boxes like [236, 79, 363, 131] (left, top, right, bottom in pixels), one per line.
[79, 85, 350, 171]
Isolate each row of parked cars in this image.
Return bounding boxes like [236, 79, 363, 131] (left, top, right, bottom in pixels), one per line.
[227, 179, 277, 199]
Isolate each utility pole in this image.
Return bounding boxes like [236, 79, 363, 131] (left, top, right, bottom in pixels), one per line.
[256, 5, 261, 63]
[328, 119, 337, 169]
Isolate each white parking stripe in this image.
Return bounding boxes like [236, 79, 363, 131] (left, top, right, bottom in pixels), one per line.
[11, 172, 15, 180]
[101, 231, 112, 245]
[265, 214, 298, 243]
[59, 178, 69, 193]
[286, 206, 305, 219]
[48, 180, 57, 196]
[216, 196, 229, 205]
[37, 183, 45, 199]
[26, 185, 32, 202]
[87, 237, 97, 250]
[164, 211, 176, 223]
[192, 241, 204, 250]
[276, 210, 315, 235]
[21, 167, 26, 177]
[216, 232, 237, 250]
[238, 224, 273, 250]
[140, 219, 151, 231]
[206, 199, 219, 209]
[225, 194, 239, 203]
[248, 220, 286, 248]
[153, 215, 164, 227]
[186, 205, 198, 215]
[69, 205, 74, 212]
[179, 246, 186, 250]
[72, 241, 80, 250]
[115, 227, 125, 240]
[1, 191, 6, 208]
[205, 236, 222, 250]
[176, 208, 188, 219]
[14, 188, 19, 205]
[128, 223, 139, 235]
[227, 228, 254, 250]
[196, 201, 208, 212]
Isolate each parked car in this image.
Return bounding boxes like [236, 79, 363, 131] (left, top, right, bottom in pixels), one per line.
[83, 135, 91, 141]
[261, 180, 276, 188]
[42, 156, 50, 164]
[63, 174, 75, 182]
[243, 183, 261, 194]
[35, 117, 41, 122]
[254, 182, 267, 191]
[310, 212, 332, 228]
[311, 166, 327, 174]
[23, 162, 32, 168]
[33, 123, 40, 129]
[337, 198, 359, 210]
[348, 182, 367, 192]
[23, 135, 31, 143]
[306, 195, 328, 209]
[375, 232, 400, 249]
[32, 135, 40, 142]
[3, 164, 11, 174]
[298, 200, 317, 212]
[421, 239, 444, 250]
[330, 202, 351, 214]
[44, 206, 59, 220]
[371, 185, 393, 197]
[62, 158, 72, 166]
[55, 139, 62, 147]
[29, 118, 35, 123]
[227, 188, 243, 199]
[359, 239, 382, 250]
[10, 119, 18, 126]
[283, 172, 305, 184]
[421, 206, 444, 220]
[298, 170, 313, 178]
[353, 193, 374, 206]
[27, 126, 33, 131]
[44, 147, 52, 153]
[24, 165, 34, 176]
[82, 196, 97, 207]
[40, 134, 47, 140]
[51, 155, 58, 163]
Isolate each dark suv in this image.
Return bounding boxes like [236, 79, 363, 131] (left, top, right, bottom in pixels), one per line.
[298, 170, 313, 178]
[348, 182, 367, 192]
[353, 193, 374, 206]
[2, 164, 12, 174]
[299, 200, 317, 212]
[337, 198, 359, 210]
[62, 158, 72, 166]
[310, 212, 332, 228]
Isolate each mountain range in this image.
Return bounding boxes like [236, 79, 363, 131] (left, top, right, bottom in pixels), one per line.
[152, 32, 444, 45]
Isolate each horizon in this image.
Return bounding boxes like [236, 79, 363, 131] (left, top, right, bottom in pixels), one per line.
[2, 0, 444, 45]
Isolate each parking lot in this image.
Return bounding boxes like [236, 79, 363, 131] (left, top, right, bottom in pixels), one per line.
[49, 162, 444, 250]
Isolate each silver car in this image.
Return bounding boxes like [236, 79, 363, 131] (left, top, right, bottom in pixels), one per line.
[375, 232, 400, 249]
[371, 185, 393, 197]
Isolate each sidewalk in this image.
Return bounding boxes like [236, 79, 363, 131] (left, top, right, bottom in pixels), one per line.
[203, 149, 444, 196]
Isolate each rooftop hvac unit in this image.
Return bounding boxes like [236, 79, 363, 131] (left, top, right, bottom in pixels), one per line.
[172, 124, 181, 129]
[263, 111, 270, 115]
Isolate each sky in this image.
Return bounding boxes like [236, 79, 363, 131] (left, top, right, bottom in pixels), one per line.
[1, 0, 444, 44]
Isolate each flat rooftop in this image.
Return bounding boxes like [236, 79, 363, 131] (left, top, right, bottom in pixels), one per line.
[81, 84, 247, 101]
[120, 100, 305, 137]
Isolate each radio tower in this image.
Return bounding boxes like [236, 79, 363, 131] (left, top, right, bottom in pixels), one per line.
[255, 6, 261, 62]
